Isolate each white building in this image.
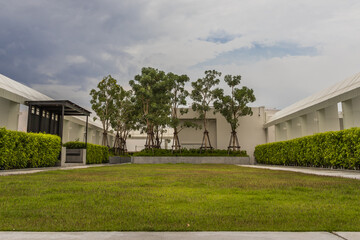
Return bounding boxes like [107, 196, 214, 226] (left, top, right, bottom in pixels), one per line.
[0, 73, 115, 146]
[178, 107, 277, 162]
[265, 72, 360, 142]
[3, 71, 360, 156]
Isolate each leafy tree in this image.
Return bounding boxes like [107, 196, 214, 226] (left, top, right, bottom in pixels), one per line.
[111, 86, 136, 155]
[190, 70, 221, 151]
[214, 74, 256, 152]
[129, 67, 172, 149]
[90, 75, 118, 146]
[167, 72, 190, 151]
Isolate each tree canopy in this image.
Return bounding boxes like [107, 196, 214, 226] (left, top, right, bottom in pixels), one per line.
[129, 67, 172, 149]
[190, 70, 221, 150]
[90, 68, 255, 153]
[214, 74, 256, 151]
[90, 75, 118, 146]
[167, 72, 190, 151]
[111, 86, 136, 154]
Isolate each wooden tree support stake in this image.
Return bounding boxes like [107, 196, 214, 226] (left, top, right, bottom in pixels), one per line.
[172, 130, 181, 153]
[227, 131, 241, 154]
[200, 130, 213, 153]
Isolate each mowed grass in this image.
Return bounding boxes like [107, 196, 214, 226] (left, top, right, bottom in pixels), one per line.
[1, 164, 360, 231]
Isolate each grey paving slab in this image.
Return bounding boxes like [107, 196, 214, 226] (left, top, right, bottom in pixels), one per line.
[0, 232, 344, 240]
[241, 165, 360, 180]
[335, 232, 360, 240]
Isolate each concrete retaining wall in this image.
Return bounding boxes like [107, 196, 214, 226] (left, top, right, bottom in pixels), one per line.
[109, 156, 132, 164]
[66, 149, 86, 164]
[131, 156, 251, 164]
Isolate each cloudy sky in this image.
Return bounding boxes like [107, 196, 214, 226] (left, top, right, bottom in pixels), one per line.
[1, 0, 360, 110]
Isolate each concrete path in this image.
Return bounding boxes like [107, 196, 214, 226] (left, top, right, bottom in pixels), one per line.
[0, 232, 358, 240]
[0, 164, 120, 177]
[241, 164, 360, 180]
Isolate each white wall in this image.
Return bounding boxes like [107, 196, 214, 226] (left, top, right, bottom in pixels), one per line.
[61, 116, 113, 146]
[342, 96, 360, 129]
[178, 107, 269, 159]
[0, 89, 110, 146]
[0, 97, 20, 131]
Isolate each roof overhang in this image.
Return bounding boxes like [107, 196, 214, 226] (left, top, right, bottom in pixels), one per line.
[264, 72, 360, 128]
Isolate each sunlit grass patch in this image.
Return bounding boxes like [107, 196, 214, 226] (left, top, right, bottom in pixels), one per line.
[0, 164, 360, 231]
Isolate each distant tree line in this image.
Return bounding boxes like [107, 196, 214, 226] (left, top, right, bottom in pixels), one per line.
[90, 67, 255, 154]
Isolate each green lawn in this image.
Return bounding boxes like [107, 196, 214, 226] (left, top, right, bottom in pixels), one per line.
[1, 164, 360, 231]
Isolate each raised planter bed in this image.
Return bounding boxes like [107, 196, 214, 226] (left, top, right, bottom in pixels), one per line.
[131, 156, 251, 164]
[65, 149, 86, 164]
[109, 156, 132, 164]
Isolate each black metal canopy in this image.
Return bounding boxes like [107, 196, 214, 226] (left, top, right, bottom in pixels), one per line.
[25, 100, 90, 145]
[25, 100, 91, 116]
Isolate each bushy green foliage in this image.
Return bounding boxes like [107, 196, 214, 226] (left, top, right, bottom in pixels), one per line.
[0, 128, 61, 170]
[63, 141, 109, 164]
[133, 148, 248, 157]
[254, 127, 360, 169]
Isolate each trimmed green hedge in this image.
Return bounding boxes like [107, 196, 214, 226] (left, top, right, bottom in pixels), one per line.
[63, 141, 109, 164]
[133, 148, 248, 157]
[0, 128, 61, 170]
[254, 127, 360, 169]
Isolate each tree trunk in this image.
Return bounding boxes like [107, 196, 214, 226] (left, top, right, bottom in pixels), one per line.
[227, 130, 240, 154]
[172, 127, 181, 151]
[145, 124, 154, 149]
[155, 126, 161, 149]
[102, 131, 108, 147]
[114, 131, 121, 155]
[200, 112, 213, 152]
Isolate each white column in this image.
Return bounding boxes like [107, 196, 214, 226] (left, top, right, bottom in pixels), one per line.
[275, 124, 282, 142]
[266, 125, 276, 143]
[342, 99, 353, 129]
[318, 105, 340, 132]
[285, 120, 292, 140]
[300, 115, 307, 137]
[0, 98, 20, 131]
[7, 101, 20, 131]
[317, 109, 326, 132]
[306, 112, 318, 135]
[63, 119, 70, 143]
[351, 96, 360, 127]
[275, 122, 288, 141]
[290, 117, 302, 139]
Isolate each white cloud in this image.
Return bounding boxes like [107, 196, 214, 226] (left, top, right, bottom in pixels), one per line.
[1, 0, 360, 110]
[66, 55, 87, 64]
[30, 83, 92, 110]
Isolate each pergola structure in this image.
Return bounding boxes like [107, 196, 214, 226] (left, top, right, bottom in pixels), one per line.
[25, 100, 91, 145]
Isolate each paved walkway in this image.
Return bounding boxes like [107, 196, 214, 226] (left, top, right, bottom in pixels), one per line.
[240, 164, 360, 180]
[0, 164, 117, 177]
[0, 232, 359, 240]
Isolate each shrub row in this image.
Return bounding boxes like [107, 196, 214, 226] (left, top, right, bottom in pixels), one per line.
[254, 127, 360, 169]
[0, 128, 61, 170]
[63, 141, 109, 164]
[133, 148, 248, 157]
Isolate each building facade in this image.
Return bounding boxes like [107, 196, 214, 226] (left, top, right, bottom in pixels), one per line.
[265, 72, 360, 142]
[0, 73, 115, 146]
[178, 107, 277, 161]
[4, 71, 360, 156]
